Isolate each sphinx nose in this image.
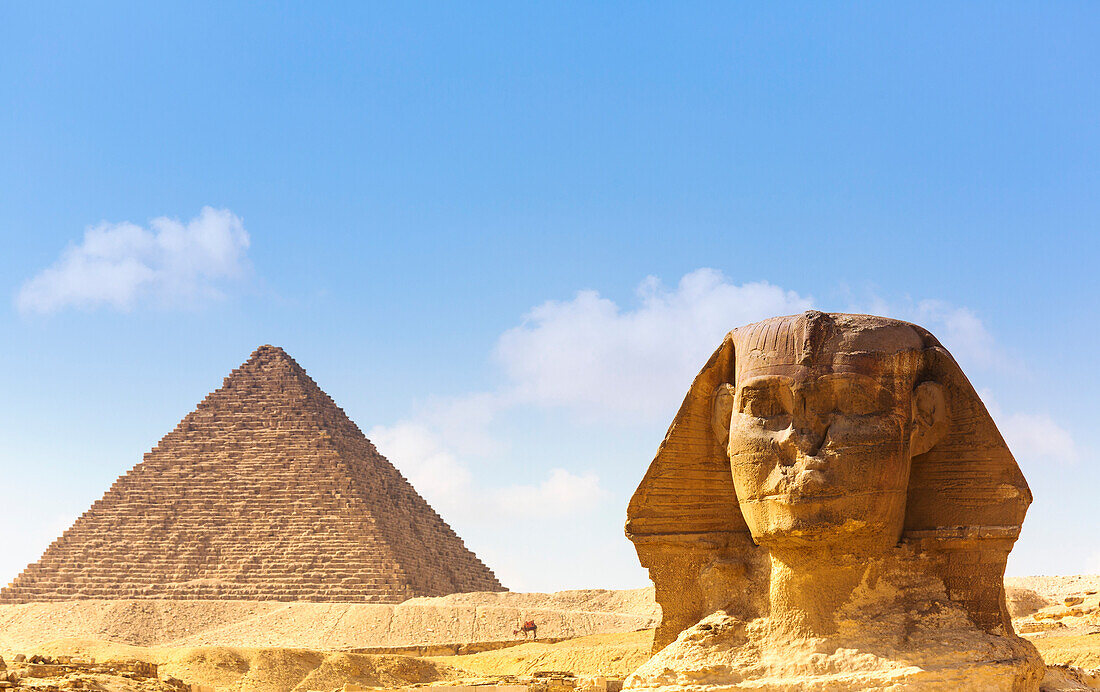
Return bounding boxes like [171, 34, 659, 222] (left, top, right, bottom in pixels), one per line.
[778, 418, 829, 458]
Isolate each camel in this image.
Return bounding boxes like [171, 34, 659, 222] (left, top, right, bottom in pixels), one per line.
[514, 620, 537, 640]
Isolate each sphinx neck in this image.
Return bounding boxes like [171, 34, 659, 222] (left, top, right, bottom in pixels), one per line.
[765, 546, 877, 638]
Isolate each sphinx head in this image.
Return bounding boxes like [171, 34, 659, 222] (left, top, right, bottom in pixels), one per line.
[710, 312, 950, 553]
[627, 311, 1032, 648]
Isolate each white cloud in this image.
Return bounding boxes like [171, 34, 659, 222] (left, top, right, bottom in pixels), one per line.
[496, 468, 607, 518]
[999, 412, 1079, 465]
[911, 300, 1015, 372]
[414, 392, 508, 459]
[16, 207, 251, 314]
[367, 270, 809, 556]
[368, 422, 473, 510]
[495, 268, 813, 420]
[368, 422, 604, 522]
[852, 296, 1014, 373]
[980, 390, 1078, 466]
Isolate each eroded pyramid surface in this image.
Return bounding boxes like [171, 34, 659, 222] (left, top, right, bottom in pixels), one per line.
[1, 345, 504, 602]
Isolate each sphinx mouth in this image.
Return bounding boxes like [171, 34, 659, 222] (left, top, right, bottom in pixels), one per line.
[751, 490, 841, 504]
[743, 488, 904, 504]
[794, 468, 827, 490]
[758, 467, 830, 499]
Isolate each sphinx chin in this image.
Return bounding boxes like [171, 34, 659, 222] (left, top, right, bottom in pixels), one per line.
[746, 501, 904, 552]
[754, 521, 888, 551]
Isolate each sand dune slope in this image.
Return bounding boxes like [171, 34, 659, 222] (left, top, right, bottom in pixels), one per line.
[29, 638, 461, 691]
[0, 588, 658, 651]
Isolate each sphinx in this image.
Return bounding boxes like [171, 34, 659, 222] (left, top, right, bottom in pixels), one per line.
[624, 312, 1044, 691]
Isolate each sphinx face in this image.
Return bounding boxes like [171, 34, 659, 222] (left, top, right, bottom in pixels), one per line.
[726, 349, 917, 552]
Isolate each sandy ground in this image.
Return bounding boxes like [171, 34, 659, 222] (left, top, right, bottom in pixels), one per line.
[1007, 575, 1100, 602]
[434, 630, 654, 678]
[4, 580, 1100, 690]
[9, 632, 655, 690]
[17, 638, 462, 691]
[14, 672, 183, 691]
[0, 588, 658, 650]
[1032, 634, 1100, 669]
[1008, 582, 1100, 672]
[16, 624, 1096, 691]
[0, 588, 658, 690]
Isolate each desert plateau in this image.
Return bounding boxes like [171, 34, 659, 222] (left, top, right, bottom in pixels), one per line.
[0, 579, 1098, 690]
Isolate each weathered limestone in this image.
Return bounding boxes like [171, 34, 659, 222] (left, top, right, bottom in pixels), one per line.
[1, 345, 504, 603]
[624, 312, 1044, 690]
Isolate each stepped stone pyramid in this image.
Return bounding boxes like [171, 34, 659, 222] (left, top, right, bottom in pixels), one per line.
[1, 345, 504, 603]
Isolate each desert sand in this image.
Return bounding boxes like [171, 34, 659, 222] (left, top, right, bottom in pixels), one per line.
[0, 588, 658, 651]
[1, 580, 1098, 690]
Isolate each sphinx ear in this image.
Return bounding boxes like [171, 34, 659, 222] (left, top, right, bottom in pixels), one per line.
[910, 381, 949, 457]
[712, 383, 737, 446]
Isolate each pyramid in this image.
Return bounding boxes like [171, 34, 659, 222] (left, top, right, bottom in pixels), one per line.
[1, 346, 504, 603]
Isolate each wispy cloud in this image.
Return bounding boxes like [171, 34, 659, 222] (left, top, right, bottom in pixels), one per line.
[367, 422, 474, 509]
[16, 207, 251, 314]
[496, 468, 606, 517]
[370, 270, 811, 532]
[857, 295, 1076, 470]
[368, 422, 606, 521]
[1000, 412, 1079, 465]
[496, 268, 813, 420]
[852, 295, 1016, 373]
[981, 391, 1079, 466]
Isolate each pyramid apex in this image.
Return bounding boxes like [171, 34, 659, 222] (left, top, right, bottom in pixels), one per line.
[247, 344, 294, 362]
[234, 346, 307, 383]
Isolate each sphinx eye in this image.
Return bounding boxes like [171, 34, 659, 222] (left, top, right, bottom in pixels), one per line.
[738, 388, 789, 418]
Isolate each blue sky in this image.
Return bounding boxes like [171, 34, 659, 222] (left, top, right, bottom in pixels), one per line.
[1, 3, 1097, 591]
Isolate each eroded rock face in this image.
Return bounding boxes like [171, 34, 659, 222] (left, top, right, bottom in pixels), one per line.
[624, 312, 1044, 691]
[1007, 587, 1053, 619]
